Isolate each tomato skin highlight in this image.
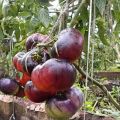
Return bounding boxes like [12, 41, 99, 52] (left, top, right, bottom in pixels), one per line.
[31, 58, 76, 93]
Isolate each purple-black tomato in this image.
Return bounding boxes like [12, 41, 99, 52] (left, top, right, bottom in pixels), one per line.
[0, 78, 19, 95]
[16, 72, 31, 86]
[24, 81, 54, 103]
[22, 49, 41, 75]
[22, 48, 50, 75]
[26, 33, 49, 51]
[31, 58, 76, 93]
[13, 52, 26, 72]
[45, 87, 84, 119]
[51, 28, 84, 62]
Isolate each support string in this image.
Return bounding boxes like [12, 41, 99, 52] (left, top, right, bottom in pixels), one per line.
[84, 0, 93, 120]
[91, 0, 96, 78]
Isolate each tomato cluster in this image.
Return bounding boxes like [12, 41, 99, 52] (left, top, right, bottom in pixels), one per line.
[0, 28, 84, 119]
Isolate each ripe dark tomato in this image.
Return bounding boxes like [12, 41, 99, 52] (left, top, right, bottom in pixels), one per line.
[51, 28, 84, 62]
[22, 49, 42, 75]
[19, 73, 31, 86]
[24, 81, 54, 103]
[31, 58, 76, 93]
[22, 48, 50, 75]
[16, 72, 31, 86]
[45, 87, 84, 119]
[26, 33, 49, 51]
[13, 52, 25, 72]
[0, 78, 19, 95]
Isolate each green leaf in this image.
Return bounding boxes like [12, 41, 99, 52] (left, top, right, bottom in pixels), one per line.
[39, 0, 49, 4]
[2, 0, 9, 17]
[0, 0, 3, 18]
[18, 11, 31, 19]
[30, 16, 39, 27]
[112, 11, 120, 22]
[19, 21, 27, 36]
[15, 38, 26, 47]
[9, 2, 18, 16]
[2, 1, 18, 17]
[38, 8, 51, 28]
[112, 0, 120, 11]
[96, 18, 109, 45]
[0, 27, 4, 40]
[83, 30, 88, 54]
[96, 0, 106, 16]
[114, 21, 120, 36]
[112, 0, 120, 21]
[80, 5, 89, 25]
[37, 0, 53, 6]
[59, 0, 65, 6]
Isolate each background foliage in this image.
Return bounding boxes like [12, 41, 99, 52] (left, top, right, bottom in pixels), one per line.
[0, 0, 120, 118]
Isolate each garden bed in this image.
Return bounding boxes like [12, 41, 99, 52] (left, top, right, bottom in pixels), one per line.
[94, 72, 120, 80]
[0, 95, 115, 120]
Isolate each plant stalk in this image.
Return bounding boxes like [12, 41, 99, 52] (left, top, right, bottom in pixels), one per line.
[74, 64, 120, 111]
[69, 0, 86, 27]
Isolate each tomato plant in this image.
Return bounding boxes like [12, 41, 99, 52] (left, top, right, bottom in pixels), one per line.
[0, 0, 120, 119]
